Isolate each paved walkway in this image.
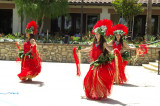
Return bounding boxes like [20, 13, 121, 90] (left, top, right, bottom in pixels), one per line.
[0, 60, 160, 106]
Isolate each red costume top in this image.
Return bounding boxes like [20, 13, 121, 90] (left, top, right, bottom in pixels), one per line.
[113, 42, 122, 51]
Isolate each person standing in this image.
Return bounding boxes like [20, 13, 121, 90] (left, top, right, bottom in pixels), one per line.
[17, 21, 42, 81]
[74, 19, 115, 99]
[108, 24, 137, 84]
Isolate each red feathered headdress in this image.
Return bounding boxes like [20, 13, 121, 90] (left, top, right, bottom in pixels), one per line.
[26, 21, 37, 35]
[92, 19, 113, 36]
[111, 24, 128, 36]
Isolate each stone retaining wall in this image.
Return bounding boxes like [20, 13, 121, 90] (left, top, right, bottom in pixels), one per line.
[0, 42, 90, 63]
[0, 42, 160, 65]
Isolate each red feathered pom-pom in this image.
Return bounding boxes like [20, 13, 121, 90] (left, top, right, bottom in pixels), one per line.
[26, 21, 37, 35]
[111, 24, 128, 36]
[16, 42, 20, 51]
[92, 19, 113, 36]
[138, 44, 148, 57]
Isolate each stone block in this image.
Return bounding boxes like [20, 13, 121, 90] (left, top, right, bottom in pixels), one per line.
[62, 48, 66, 52]
[43, 45, 48, 49]
[62, 52, 67, 55]
[1, 49, 8, 54]
[51, 52, 55, 55]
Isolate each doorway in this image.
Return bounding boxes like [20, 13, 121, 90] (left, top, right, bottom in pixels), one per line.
[0, 9, 13, 34]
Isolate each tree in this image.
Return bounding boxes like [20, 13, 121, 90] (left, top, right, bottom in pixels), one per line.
[112, 0, 144, 37]
[145, 0, 152, 41]
[14, 0, 69, 35]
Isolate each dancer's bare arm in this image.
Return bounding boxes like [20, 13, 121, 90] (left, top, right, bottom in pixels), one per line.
[30, 39, 36, 46]
[123, 42, 136, 50]
[79, 47, 91, 52]
[107, 40, 113, 46]
[103, 42, 112, 53]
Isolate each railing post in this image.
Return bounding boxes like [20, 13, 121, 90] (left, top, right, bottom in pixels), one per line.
[158, 51, 160, 75]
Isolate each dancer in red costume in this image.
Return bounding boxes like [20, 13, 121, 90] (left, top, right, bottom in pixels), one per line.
[108, 24, 138, 84]
[17, 21, 41, 81]
[74, 19, 115, 100]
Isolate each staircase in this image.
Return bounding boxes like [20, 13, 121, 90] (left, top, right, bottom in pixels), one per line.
[142, 60, 158, 72]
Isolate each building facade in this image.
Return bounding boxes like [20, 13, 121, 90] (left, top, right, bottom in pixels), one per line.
[0, 0, 160, 37]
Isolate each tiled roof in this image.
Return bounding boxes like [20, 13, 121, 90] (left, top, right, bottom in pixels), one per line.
[69, 0, 113, 5]
[139, 0, 160, 4]
[69, 0, 160, 6]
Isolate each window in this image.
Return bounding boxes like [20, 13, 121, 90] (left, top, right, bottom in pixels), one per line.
[134, 17, 143, 35]
[111, 14, 120, 25]
[58, 17, 61, 31]
[76, 16, 81, 32]
[64, 15, 72, 31]
[87, 15, 98, 32]
[151, 16, 158, 35]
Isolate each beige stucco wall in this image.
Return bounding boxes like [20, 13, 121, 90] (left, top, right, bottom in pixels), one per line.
[100, 7, 111, 20]
[13, 8, 22, 33]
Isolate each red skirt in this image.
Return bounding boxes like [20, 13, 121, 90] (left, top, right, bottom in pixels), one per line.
[113, 59, 127, 84]
[17, 55, 41, 80]
[83, 62, 115, 100]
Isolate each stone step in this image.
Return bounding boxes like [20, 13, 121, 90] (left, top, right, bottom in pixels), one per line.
[156, 60, 159, 63]
[142, 64, 158, 72]
[149, 62, 158, 68]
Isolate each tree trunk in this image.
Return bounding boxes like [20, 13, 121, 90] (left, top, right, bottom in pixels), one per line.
[80, 0, 84, 41]
[132, 16, 134, 40]
[39, 14, 45, 36]
[145, 0, 152, 41]
[36, 17, 38, 24]
[21, 8, 23, 34]
[35, 17, 39, 39]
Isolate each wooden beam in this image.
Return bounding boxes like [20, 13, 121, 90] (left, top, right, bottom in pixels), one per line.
[142, 9, 160, 15]
[69, 8, 102, 13]
[108, 9, 160, 15]
[0, 3, 15, 9]
[108, 9, 116, 14]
